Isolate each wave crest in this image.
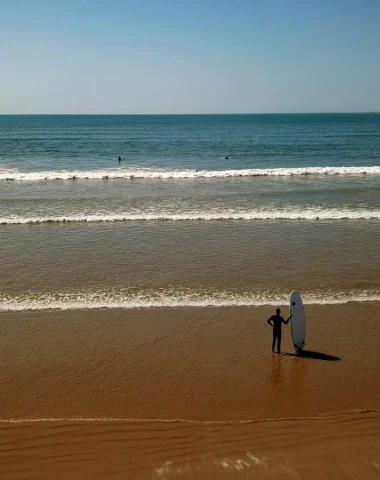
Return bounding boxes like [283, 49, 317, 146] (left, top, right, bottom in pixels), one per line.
[1, 289, 380, 311]
[2, 208, 380, 225]
[1, 165, 380, 182]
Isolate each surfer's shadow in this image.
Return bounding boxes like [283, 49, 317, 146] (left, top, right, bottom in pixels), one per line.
[282, 350, 341, 361]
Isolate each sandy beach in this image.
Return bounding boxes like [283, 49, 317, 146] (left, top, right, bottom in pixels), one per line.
[1, 304, 379, 478]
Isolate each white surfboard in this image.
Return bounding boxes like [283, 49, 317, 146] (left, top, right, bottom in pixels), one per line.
[290, 291, 305, 353]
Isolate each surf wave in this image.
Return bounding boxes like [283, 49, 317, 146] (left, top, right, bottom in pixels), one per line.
[2, 208, 380, 225]
[1, 165, 380, 181]
[1, 290, 379, 311]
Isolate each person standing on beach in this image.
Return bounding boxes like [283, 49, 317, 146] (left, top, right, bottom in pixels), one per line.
[267, 308, 292, 354]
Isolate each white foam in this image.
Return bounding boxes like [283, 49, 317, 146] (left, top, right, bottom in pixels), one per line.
[1, 409, 378, 423]
[1, 165, 380, 182]
[1, 207, 380, 225]
[0, 290, 379, 311]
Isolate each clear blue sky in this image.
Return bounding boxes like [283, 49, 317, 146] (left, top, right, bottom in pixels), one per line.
[1, 0, 379, 113]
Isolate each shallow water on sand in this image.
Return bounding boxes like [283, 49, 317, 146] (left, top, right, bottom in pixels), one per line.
[1, 220, 380, 309]
[1, 114, 380, 310]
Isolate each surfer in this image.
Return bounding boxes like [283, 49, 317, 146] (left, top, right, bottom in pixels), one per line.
[267, 308, 292, 354]
[118, 156, 121, 164]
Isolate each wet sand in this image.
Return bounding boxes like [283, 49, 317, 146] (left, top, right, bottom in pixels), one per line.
[1, 413, 379, 479]
[1, 304, 380, 478]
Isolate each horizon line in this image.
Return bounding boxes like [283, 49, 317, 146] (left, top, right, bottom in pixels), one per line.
[0, 111, 379, 116]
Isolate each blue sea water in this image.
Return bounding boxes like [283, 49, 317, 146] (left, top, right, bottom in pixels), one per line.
[0, 114, 380, 310]
[1, 113, 379, 172]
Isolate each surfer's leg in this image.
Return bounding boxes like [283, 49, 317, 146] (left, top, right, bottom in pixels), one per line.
[277, 332, 282, 353]
[272, 331, 276, 352]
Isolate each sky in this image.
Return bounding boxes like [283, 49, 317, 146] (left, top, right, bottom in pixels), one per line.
[1, 0, 380, 114]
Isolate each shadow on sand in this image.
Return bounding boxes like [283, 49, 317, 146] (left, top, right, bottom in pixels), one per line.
[281, 350, 340, 361]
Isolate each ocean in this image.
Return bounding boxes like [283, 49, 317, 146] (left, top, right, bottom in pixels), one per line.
[1, 113, 380, 310]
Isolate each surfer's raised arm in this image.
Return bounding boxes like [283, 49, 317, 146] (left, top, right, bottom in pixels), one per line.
[283, 314, 292, 324]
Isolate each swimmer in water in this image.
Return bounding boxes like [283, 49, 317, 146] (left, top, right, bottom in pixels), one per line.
[118, 156, 121, 164]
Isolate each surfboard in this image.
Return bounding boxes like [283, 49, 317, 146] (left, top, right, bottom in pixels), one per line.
[290, 291, 305, 353]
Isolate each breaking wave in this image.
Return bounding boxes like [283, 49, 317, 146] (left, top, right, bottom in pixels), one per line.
[0, 289, 379, 311]
[2, 208, 380, 225]
[1, 165, 380, 182]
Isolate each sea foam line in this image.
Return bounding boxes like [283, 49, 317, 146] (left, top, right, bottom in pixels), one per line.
[1, 409, 379, 424]
[2, 208, 380, 225]
[1, 165, 380, 181]
[1, 291, 380, 311]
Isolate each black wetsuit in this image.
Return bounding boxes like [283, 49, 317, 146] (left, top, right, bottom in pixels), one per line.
[269, 314, 286, 353]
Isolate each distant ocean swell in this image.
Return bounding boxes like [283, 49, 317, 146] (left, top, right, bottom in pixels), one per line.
[1, 165, 380, 181]
[1, 290, 380, 311]
[2, 208, 380, 225]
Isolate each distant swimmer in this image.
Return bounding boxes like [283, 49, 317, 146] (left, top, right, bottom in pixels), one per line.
[225, 156, 229, 159]
[118, 156, 121, 164]
[267, 308, 292, 354]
